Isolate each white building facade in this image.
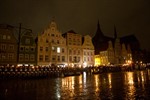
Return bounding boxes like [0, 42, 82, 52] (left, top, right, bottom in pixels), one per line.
[82, 35, 95, 67]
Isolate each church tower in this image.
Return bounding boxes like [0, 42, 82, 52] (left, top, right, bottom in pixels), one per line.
[92, 20, 105, 55]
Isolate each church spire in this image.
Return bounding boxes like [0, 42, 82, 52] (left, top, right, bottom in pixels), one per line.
[95, 20, 104, 37]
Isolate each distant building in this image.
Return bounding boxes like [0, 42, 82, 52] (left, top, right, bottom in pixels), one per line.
[92, 21, 133, 66]
[62, 30, 83, 67]
[82, 35, 95, 67]
[0, 24, 18, 66]
[18, 26, 37, 66]
[37, 20, 67, 66]
[120, 35, 140, 63]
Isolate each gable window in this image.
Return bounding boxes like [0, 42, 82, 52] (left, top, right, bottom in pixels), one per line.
[25, 38, 30, 44]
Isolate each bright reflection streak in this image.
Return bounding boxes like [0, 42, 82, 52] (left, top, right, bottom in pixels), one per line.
[94, 75, 99, 92]
[61, 76, 75, 97]
[141, 71, 145, 82]
[79, 75, 82, 84]
[71, 77, 75, 89]
[125, 72, 135, 98]
[108, 73, 112, 88]
[56, 79, 61, 99]
[148, 70, 150, 80]
[83, 72, 86, 86]
[126, 72, 134, 85]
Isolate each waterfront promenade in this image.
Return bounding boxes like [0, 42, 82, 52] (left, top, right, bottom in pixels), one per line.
[0, 65, 148, 79]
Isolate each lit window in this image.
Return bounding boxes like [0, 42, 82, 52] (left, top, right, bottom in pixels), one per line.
[52, 46, 55, 52]
[57, 47, 60, 53]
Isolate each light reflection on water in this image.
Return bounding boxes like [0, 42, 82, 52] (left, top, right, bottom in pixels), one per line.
[0, 70, 150, 100]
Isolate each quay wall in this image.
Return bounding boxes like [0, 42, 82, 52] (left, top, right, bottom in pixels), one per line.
[0, 65, 148, 79]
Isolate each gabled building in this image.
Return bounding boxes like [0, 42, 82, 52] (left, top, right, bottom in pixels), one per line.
[62, 30, 83, 67]
[82, 35, 95, 67]
[0, 24, 18, 66]
[99, 41, 115, 65]
[18, 26, 37, 66]
[37, 20, 67, 66]
[92, 21, 133, 66]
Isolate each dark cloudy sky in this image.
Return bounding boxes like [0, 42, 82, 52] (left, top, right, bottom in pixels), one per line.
[0, 0, 150, 50]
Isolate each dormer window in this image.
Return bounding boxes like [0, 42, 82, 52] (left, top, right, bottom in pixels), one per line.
[25, 38, 30, 44]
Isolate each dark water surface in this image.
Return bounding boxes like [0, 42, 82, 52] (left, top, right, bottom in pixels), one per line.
[0, 70, 150, 100]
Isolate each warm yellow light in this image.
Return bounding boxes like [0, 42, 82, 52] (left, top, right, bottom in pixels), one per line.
[83, 62, 87, 68]
[95, 57, 101, 66]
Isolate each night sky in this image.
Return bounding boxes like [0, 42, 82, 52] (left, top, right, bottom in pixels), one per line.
[0, 0, 150, 51]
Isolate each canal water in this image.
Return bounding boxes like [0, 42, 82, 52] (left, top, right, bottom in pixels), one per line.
[0, 70, 150, 100]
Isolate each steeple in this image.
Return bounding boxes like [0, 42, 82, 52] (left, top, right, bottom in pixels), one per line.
[95, 20, 104, 37]
[114, 25, 117, 39]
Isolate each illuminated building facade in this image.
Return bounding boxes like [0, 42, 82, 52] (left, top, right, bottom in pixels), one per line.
[82, 35, 95, 67]
[62, 30, 83, 67]
[100, 41, 115, 65]
[92, 22, 133, 66]
[37, 20, 67, 66]
[18, 28, 37, 66]
[0, 24, 18, 66]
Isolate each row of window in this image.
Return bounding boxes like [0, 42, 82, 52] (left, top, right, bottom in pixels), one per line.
[46, 33, 60, 37]
[19, 54, 35, 61]
[0, 34, 11, 40]
[0, 53, 15, 60]
[84, 56, 94, 62]
[68, 42, 81, 46]
[20, 46, 35, 52]
[84, 51, 94, 56]
[0, 44, 15, 51]
[69, 56, 80, 62]
[39, 55, 65, 62]
[40, 46, 65, 53]
[69, 49, 81, 55]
